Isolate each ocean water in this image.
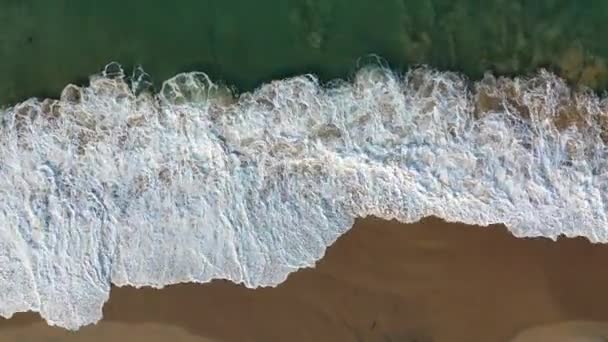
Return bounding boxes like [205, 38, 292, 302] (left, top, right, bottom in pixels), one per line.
[2, 64, 608, 329]
[2, 0, 608, 105]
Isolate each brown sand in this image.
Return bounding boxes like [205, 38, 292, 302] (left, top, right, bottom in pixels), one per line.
[0, 322, 218, 342]
[510, 321, 608, 341]
[2, 216, 608, 342]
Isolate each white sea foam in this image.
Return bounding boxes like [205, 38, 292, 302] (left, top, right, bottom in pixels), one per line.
[1, 65, 608, 329]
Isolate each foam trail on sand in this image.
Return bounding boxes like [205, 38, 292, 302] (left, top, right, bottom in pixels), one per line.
[1, 65, 608, 329]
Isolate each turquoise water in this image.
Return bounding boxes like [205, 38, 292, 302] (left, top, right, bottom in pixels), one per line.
[2, 0, 608, 105]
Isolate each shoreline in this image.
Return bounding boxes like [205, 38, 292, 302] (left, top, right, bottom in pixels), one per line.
[2, 65, 608, 330]
[3, 216, 608, 341]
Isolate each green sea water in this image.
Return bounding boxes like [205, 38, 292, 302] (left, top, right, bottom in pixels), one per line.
[1, 0, 608, 105]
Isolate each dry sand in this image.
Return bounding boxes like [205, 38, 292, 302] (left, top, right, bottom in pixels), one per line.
[2, 216, 608, 342]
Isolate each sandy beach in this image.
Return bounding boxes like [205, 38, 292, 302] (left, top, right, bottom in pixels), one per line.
[2, 216, 608, 341]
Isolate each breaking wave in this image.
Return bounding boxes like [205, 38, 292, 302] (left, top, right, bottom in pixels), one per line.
[1, 64, 608, 329]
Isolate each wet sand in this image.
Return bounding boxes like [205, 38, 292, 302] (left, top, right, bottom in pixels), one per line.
[2, 216, 608, 341]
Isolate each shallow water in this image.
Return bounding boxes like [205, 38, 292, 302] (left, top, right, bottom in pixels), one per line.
[2, 0, 608, 105]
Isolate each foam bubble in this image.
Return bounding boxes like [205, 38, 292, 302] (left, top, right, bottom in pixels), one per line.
[1, 65, 608, 329]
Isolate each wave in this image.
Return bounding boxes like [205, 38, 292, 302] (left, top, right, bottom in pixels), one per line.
[1, 64, 608, 329]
